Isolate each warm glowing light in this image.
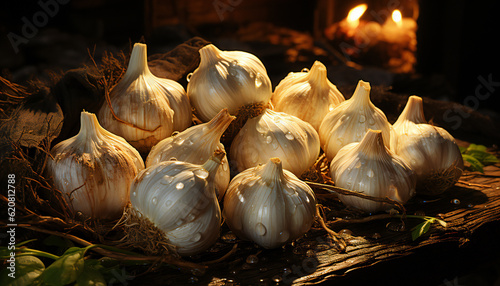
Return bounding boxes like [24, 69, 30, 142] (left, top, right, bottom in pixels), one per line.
[392, 10, 403, 27]
[347, 4, 368, 24]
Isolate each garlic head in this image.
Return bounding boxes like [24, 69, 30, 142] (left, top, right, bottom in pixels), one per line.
[223, 158, 317, 249]
[187, 44, 272, 122]
[390, 95, 464, 195]
[129, 152, 224, 256]
[230, 109, 320, 177]
[330, 129, 416, 212]
[98, 43, 192, 153]
[319, 80, 391, 161]
[47, 111, 145, 219]
[272, 61, 345, 131]
[146, 109, 235, 199]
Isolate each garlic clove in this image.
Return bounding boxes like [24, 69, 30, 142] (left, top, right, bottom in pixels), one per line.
[98, 43, 192, 153]
[146, 108, 235, 199]
[272, 61, 345, 131]
[390, 95, 464, 195]
[230, 108, 320, 177]
[319, 80, 392, 161]
[187, 44, 273, 122]
[47, 111, 145, 219]
[223, 157, 317, 249]
[331, 129, 416, 212]
[129, 151, 224, 256]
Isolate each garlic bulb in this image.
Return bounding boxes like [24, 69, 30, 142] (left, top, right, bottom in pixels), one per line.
[319, 80, 391, 161]
[230, 109, 320, 176]
[390, 96, 463, 195]
[223, 158, 317, 249]
[146, 109, 235, 199]
[129, 151, 224, 256]
[272, 61, 345, 130]
[47, 111, 145, 219]
[98, 43, 192, 153]
[330, 129, 416, 212]
[187, 44, 272, 122]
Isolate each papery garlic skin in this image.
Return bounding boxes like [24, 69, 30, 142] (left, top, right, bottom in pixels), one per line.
[187, 44, 272, 122]
[390, 96, 463, 195]
[130, 152, 223, 256]
[272, 61, 345, 131]
[47, 111, 145, 219]
[331, 129, 416, 212]
[98, 43, 192, 153]
[223, 158, 317, 249]
[146, 109, 235, 199]
[319, 80, 391, 161]
[230, 109, 320, 176]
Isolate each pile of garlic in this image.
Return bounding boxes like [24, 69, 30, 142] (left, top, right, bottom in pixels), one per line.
[46, 42, 466, 255]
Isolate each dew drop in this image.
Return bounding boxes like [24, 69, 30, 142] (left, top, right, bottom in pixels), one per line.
[194, 169, 209, 179]
[285, 132, 294, 140]
[176, 182, 184, 190]
[169, 157, 177, 161]
[63, 179, 69, 186]
[186, 73, 193, 82]
[355, 161, 362, 168]
[283, 267, 292, 275]
[339, 229, 353, 236]
[367, 169, 375, 178]
[279, 231, 290, 242]
[246, 255, 259, 264]
[165, 200, 173, 207]
[255, 75, 263, 88]
[163, 175, 174, 184]
[187, 213, 196, 222]
[132, 191, 137, 197]
[336, 138, 343, 146]
[328, 104, 335, 111]
[192, 232, 202, 242]
[359, 114, 366, 123]
[451, 198, 461, 205]
[305, 249, 316, 257]
[272, 275, 283, 283]
[266, 135, 272, 144]
[152, 197, 158, 205]
[301, 68, 310, 73]
[368, 118, 375, 125]
[255, 223, 267, 236]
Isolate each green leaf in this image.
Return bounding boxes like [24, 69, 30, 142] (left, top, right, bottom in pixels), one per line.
[75, 261, 107, 286]
[411, 220, 432, 241]
[462, 154, 484, 173]
[0, 255, 45, 286]
[43, 235, 74, 256]
[467, 143, 487, 152]
[34, 247, 86, 286]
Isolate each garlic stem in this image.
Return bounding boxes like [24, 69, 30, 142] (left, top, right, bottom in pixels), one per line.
[398, 95, 426, 124]
[356, 129, 391, 158]
[199, 44, 222, 66]
[307, 61, 328, 87]
[77, 111, 104, 144]
[201, 150, 225, 177]
[122, 43, 152, 81]
[350, 80, 371, 107]
[258, 158, 285, 184]
[205, 109, 234, 140]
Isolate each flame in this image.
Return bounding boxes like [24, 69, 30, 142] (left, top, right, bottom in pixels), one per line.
[347, 4, 368, 24]
[392, 10, 403, 27]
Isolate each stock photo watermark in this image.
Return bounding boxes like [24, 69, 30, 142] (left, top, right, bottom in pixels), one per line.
[213, 0, 243, 21]
[6, 0, 70, 54]
[443, 73, 500, 130]
[6, 173, 17, 279]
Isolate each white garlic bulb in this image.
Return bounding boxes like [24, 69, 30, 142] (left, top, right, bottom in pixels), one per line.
[272, 61, 345, 131]
[331, 129, 416, 212]
[390, 95, 464, 195]
[47, 111, 145, 219]
[319, 80, 391, 161]
[146, 109, 235, 199]
[230, 109, 320, 177]
[223, 157, 317, 249]
[187, 44, 272, 122]
[98, 43, 192, 153]
[129, 152, 224, 256]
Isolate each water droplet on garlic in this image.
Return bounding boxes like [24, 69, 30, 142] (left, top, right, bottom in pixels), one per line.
[176, 182, 184, 190]
[359, 114, 366, 123]
[255, 223, 267, 236]
[266, 135, 272, 144]
[152, 197, 158, 205]
[285, 132, 294, 140]
[186, 73, 193, 82]
[194, 169, 209, 179]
